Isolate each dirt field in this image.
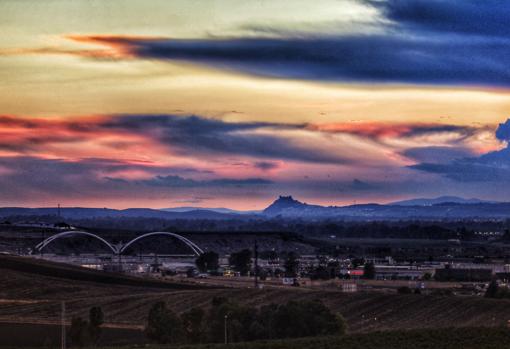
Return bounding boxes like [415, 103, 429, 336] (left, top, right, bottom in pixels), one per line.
[0, 322, 145, 347]
[164, 274, 462, 292]
[2, 255, 510, 347]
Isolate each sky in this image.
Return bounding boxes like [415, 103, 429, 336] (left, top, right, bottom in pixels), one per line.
[1, 0, 510, 210]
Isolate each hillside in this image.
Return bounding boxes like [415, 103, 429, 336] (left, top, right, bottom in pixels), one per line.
[2, 256, 510, 332]
[0, 255, 208, 292]
[3, 195, 510, 221]
[390, 196, 496, 206]
[262, 196, 510, 219]
[0, 207, 247, 220]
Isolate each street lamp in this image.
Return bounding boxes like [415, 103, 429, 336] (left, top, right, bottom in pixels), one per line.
[224, 314, 228, 344]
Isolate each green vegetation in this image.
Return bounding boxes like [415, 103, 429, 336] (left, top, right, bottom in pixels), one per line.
[363, 262, 375, 279]
[283, 252, 299, 277]
[485, 280, 510, 299]
[229, 249, 252, 276]
[195, 252, 220, 273]
[145, 298, 345, 345]
[146, 302, 184, 344]
[69, 306, 105, 347]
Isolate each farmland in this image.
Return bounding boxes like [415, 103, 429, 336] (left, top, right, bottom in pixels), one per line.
[3, 255, 510, 347]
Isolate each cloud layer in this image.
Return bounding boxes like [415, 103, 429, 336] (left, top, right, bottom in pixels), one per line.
[410, 119, 510, 182]
[0, 113, 499, 206]
[60, 0, 510, 88]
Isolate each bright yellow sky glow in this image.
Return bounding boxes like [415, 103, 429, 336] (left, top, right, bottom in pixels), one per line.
[1, 0, 510, 209]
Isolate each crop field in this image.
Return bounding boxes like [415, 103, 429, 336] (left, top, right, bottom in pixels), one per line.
[3, 255, 510, 346]
[0, 322, 145, 347]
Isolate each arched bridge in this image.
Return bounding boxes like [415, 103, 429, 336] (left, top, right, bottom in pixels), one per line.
[34, 231, 204, 256]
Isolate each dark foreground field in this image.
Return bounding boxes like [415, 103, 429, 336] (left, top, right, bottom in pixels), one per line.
[5, 328, 510, 349]
[155, 328, 510, 349]
[0, 322, 144, 347]
[3, 255, 510, 347]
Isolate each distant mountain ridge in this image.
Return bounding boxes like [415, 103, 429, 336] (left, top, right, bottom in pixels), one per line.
[389, 196, 497, 206]
[0, 207, 248, 220]
[161, 207, 261, 215]
[261, 195, 510, 220]
[1, 195, 510, 221]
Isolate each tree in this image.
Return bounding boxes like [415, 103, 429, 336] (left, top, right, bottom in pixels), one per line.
[485, 280, 499, 298]
[181, 307, 205, 343]
[229, 249, 252, 276]
[69, 317, 90, 347]
[205, 297, 261, 343]
[195, 251, 219, 273]
[310, 265, 330, 280]
[145, 302, 184, 344]
[283, 252, 299, 277]
[363, 262, 376, 279]
[89, 306, 104, 345]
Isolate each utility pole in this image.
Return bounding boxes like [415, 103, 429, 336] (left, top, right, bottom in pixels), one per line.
[117, 252, 122, 272]
[224, 314, 228, 344]
[254, 240, 259, 288]
[61, 301, 66, 349]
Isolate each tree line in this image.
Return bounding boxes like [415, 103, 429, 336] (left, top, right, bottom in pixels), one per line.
[145, 297, 347, 344]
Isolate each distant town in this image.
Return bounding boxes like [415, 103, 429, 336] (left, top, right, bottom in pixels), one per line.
[3, 195, 510, 298]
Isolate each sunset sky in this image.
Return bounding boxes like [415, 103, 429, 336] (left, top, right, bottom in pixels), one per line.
[1, 0, 510, 210]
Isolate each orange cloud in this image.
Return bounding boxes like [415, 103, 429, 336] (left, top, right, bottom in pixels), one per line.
[0, 35, 160, 60]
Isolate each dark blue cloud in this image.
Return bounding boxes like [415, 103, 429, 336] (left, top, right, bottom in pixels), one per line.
[253, 161, 279, 171]
[495, 119, 510, 141]
[138, 175, 272, 188]
[368, 0, 510, 38]
[0, 156, 273, 201]
[350, 179, 379, 191]
[410, 119, 510, 181]
[83, 0, 510, 88]
[402, 146, 475, 164]
[410, 160, 510, 182]
[100, 114, 353, 164]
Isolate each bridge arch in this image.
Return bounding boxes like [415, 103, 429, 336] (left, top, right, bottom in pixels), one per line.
[120, 232, 204, 256]
[35, 231, 118, 254]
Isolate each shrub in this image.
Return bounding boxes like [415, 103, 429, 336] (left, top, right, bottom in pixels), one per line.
[89, 306, 104, 345]
[145, 302, 184, 344]
[181, 307, 205, 343]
